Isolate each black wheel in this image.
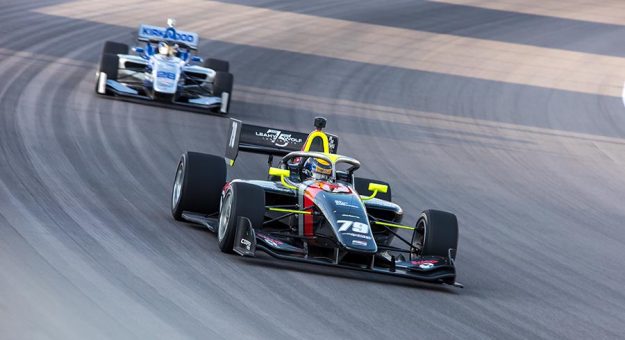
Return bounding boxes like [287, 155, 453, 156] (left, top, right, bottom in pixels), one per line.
[213, 71, 233, 114]
[153, 91, 174, 103]
[171, 152, 227, 221]
[96, 42, 128, 93]
[354, 177, 392, 201]
[213, 72, 233, 96]
[410, 210, 458, 260]
[217, 182, 265, 253]
[204, 58, 229, 72]
[95, 53, 119, 94]
[102, 41, 129, 55]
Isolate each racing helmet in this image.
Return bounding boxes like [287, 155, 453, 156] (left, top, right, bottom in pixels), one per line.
[158, 41, 171, 56]
[303, 158, 332, 181]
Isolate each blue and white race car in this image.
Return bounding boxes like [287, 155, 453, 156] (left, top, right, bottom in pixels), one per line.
[95, 19, 233, 114]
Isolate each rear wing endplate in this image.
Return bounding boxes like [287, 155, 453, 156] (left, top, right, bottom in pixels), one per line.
[225, 118, 339, 165]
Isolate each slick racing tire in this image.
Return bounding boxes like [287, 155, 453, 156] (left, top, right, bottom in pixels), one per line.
[98, 53, 119, 81]
[102, 41, 129, 55]
[354, 177, 392, 202]
[213, 72, 233, 97]
[411, 210, 458, 260]
[171, 152, 227, 221]
[96, 41, 128, 93]
[217, 182, 265, 253]
[96, 53, 119, 94]
[204, 58, 229, 72]
[213, 71, 234, 114]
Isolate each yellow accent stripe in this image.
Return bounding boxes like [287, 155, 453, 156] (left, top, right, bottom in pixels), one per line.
[268, 207, 311, 215]
[374, 221, 415, 230]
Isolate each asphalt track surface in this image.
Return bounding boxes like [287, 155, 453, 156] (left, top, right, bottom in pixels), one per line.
[2, 1, 625, 339]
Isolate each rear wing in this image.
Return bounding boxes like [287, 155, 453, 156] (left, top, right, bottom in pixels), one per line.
[225, 118, 339, 165]
[138, 24, 199, 50]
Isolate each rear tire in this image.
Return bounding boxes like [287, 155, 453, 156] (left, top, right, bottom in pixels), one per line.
[171, 152, 227, 221]
[217, 182, 265, 253]
[354, 177, 392, 201]
[411, 210, 458, 259]
[204, 58, 229, 72]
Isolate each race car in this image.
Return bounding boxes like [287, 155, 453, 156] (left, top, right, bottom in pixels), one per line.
[95, 19, 233, 114]
[171, 117, 462, 287]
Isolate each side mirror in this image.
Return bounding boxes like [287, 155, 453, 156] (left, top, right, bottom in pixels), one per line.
[368, 183, 388, 194]
[269, 167, 290, 178]
[133, 47, 144, 54]
[361, 182, 388, 201]
[191, 56, 203, 63]
[269, 167, 295, 189]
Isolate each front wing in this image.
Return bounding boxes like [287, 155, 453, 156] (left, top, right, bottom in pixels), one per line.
[96, 75, 227, 114]
[233, 216, 463, 287]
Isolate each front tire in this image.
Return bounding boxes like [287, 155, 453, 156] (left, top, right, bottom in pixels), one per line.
[204, 58, 229, 72]
[102, 41, 129, 55]
[411, 210, 458, 259]
[213, 71, 233, 114]
[95, 53, 119, 94]
[217, 182, 265, 253]
[99, 42, 128, 81]
[171, 152, 227, 221]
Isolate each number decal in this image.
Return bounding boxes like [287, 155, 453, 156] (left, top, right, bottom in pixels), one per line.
[337, 220, 369, 233]
[352, 222, 368, 233]
[337, 220, 352, 232]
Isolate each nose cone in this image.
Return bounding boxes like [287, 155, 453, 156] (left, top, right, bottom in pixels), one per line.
[313, 189, 378, 253]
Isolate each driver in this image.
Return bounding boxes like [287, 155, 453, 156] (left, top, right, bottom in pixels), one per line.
[157, 41, 177, 57]
[302, 158, 332, 181]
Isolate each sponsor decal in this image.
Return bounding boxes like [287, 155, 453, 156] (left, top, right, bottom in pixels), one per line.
[240, 238, 251, 251]
[335, 200, 348, 206]
[258, 235, 283, 248]
[334, 199, 357, 207]
[411, 259, 438, 269]
[352, 240, 368, 247]
[342, 232, 372, 240]
[255, 129, 303, 147]
[140, 26, 196, 43]
[328, 136, 337, 152]
[341, 214, 360, 219]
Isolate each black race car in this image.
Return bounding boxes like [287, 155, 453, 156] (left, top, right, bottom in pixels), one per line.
[171, 118, 462, 287]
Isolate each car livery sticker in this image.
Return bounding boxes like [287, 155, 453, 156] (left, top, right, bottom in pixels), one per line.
[138, 24, 199, 49]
